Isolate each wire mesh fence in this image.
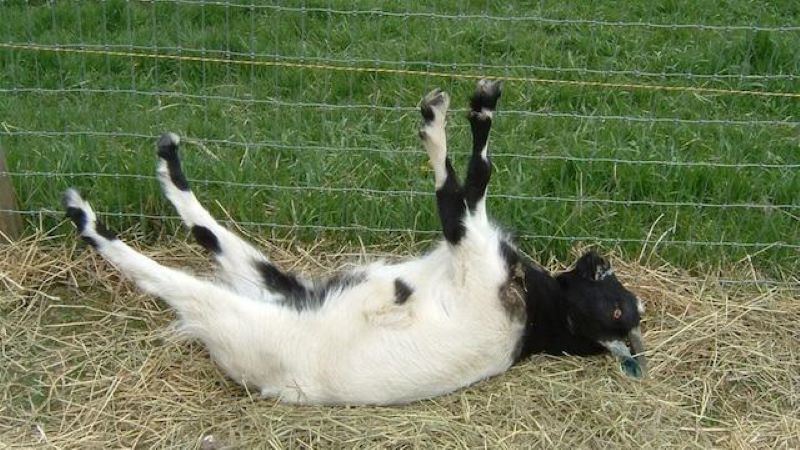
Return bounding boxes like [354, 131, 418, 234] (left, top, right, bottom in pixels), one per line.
[1, 1, 798, 284]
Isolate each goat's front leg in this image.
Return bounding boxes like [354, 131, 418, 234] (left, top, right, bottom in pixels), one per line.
[156, 133, 310, 301]
[418, 89, 467, 245]
[464, 79, 502, 224]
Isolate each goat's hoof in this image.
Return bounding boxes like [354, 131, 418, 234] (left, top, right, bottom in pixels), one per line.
[419, 88, 450, 124]
[470, 79, 502, 112]
[157, 132, 181, 160]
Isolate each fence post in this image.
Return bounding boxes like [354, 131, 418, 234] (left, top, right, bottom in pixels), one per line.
[0, 147, 23, 242]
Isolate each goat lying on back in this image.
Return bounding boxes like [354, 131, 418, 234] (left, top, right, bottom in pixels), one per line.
[64, 80, 646, 405]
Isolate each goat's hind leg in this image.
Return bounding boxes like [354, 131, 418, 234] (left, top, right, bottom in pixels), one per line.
[418, 89, 467, 245]
[63, 189, 238, 325]
[156, 133, 309, 301]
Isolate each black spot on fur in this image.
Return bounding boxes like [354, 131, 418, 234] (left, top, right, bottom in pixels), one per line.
[322, 271, 367, 293]
[313, 271, 368, 309]
[256, 260, 367, 311]
[468, 112, 492, 145]
[256, 260, 309, 300]
[394, 279, 413, 305]
[420, 103, 435, 123]
[464, 82, 499, 212]
[192, 225, 221, 254]
[95, 221, 117, 241]
[436, 158, 466, 245]
[157, 133, 189, 191]
[65, 206, 116, 248]
[65, 207, 88, 232]
[419, 89, 446, 124]
[80, 235, 99, 248]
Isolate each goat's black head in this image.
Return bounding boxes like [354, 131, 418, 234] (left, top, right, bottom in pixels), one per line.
[556, 251, 647, 377]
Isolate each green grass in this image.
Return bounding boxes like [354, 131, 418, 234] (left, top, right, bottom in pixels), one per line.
[1, 0, 799, 277]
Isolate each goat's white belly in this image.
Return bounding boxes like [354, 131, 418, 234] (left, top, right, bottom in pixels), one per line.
[208, 289, 524, 404]
[202, 243, 525, 405]
[278, 310, 523, 405]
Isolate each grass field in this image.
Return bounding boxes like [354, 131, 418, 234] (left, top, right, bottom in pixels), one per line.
[1, 1, 800, 448]
[1, 0, 798, 277]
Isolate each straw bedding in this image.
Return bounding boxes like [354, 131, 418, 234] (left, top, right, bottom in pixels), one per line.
[1, 233, 798, 448]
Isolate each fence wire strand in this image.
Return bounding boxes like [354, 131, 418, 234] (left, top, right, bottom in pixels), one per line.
[4, 87, 799, 128]
[3, 42, 800, 99]
[4, 209, 799, 253]
[7, 171, 800, 211]
[4, 130, 799, 170]
[163, 1, 800, 32]
[6, 41, 799, 81]
[1, 1, 798, 285]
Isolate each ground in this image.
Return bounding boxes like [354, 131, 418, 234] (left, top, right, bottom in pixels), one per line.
[1, 235, 797, 448]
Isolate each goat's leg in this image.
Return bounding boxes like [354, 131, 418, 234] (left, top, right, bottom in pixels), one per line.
[418, 85, 516, 306]
[63, 188, 244, 323]
[464, 79, 502, 224]
[418, 89, 467, 245]
[156, 133, 310, 301]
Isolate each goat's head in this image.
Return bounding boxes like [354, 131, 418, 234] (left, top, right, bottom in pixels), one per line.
[556, 251, 647, 378]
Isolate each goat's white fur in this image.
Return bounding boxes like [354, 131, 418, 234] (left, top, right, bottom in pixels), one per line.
[66, 89, 525, 405]
[419, 89, 450, 191]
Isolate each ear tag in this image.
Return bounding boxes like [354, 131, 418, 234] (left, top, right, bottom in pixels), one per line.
[612, 308, 622, 320]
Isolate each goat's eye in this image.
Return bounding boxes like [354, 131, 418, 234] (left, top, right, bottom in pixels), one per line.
[612, 307, 622, 320]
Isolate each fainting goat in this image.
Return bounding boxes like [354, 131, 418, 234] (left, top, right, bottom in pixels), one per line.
[64, 80, 646, 405]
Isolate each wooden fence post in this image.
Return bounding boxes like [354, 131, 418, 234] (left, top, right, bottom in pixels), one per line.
[0, 147, 23, 242]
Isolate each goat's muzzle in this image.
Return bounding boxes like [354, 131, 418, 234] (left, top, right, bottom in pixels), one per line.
[600, 327, 647, 379]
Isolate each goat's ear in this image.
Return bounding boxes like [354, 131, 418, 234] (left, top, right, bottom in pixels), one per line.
[574, 251, 613, 281]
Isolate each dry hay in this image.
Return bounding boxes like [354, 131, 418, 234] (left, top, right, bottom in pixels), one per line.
[1, 232, 798, 449]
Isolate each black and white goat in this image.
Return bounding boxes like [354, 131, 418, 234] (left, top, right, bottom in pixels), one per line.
[64, 80, 646, 405]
